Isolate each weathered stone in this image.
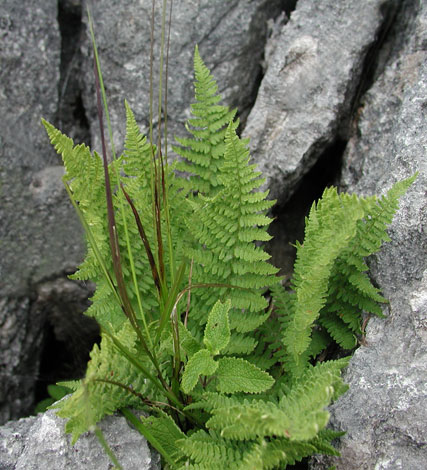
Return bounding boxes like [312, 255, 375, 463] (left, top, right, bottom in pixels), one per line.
[0, 296, 44, 424]
[80, 0, 283, 152]
[243, 0, 401, 204]
[310, 1, 427, 468]
[0, 0, 89, 423]
[0, 408, 161, 470]
[0, 1, 85, 297]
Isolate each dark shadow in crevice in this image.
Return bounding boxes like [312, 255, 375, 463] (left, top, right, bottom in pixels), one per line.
[347, 0, 401, 129]
[34, 279, 100, 405]
[239, 0, 295, 134]
[267, 138, 347, 279]
[56, 0, 90, 145]
[281, 0, 298, 18]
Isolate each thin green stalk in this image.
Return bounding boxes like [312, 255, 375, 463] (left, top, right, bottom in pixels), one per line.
[155, 261, 186, 344]
[160, 0, 176, 287]
[170, 302, 181, 392]
[95, 378, 152, 407]
[102, 325, 181, 408]
[157, 0, 176, 286]
[87, 7, 117, 161]
[121, 408, 176, 468]
[63, 182, 121, 307]
[88, 6, 159, 361]
[163, 0, 173, 165]
[93, 426, 123, 470]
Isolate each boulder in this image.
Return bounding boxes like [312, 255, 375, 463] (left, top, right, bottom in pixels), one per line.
[80, 0, 283, 152]
[310, 0, 427, 468]
[243, 0, 401, 204]
[0, 408, 160, 470]
[0, 0, 88, 424]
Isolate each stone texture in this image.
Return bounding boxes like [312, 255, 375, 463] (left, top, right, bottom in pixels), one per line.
[0, 296, 44, 424]
[80, 0, 283, 153]
[0, 408, 161, 470]
[243, 0, 401, 204]
[0, 277, 97, 425]
[0, 1, 84, 297]
[0, 0, 89, 424]
[310, 1, 427, 468]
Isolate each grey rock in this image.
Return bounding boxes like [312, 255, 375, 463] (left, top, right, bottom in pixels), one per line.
[80, 0, 282, 153]
[0, 1, 85, 297]
[0, 277, 97, 425]
[0, 408, 161, 470]
[310, 1, 427, 469]
[243, 0, 400, 204]
[0, 1, 88, 423]
[0, 296, 44, 424]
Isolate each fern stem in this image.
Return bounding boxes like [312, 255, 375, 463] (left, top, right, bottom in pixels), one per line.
[121, 184, 161, 293]
[121, 408, 176, 468]
[102, 325, 181, 407]
[93, 426, 123, 470]
[161, 0, 177, 289]
[89, 7, 163, 364]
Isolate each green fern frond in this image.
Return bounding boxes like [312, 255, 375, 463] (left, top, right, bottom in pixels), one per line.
[177, 429, 243, 467]
[282, 188, 365, 375]
[222, 332, 258, 355]
[122, 101, 153, 188]
[173, 46, 237, 196]
[42, 119, 105, 209]
[187, 123, 279, 328]
[52, 323, 147, 444]
[139, 410, 187, 462]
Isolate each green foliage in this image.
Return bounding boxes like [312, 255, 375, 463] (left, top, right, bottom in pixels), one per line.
[43, 43, 416, 469]
[173, 45, 237, 195]
[273, 176, 417, 380]
[34, 384, 72, 414]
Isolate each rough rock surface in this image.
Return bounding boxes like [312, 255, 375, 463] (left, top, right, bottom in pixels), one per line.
[81, 0, 282, 152]
[0, 1, 84, 298]
[0, 408, 161, 470]
[243, 0, 401, 204]
[0, 0, 88, 424]
[310, 1, 427, 469]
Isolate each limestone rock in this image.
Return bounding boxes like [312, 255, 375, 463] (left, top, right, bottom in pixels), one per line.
[0, 408, 161, 470]
[80, 0, 282, 152]
[243, 0, 401, 204]
[310, 1, 427, 468]
[0, 0, 87, 424]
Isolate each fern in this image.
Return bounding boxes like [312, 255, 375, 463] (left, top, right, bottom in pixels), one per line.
[52, 322, 147, 444]
[43, 37, 417, 470]
[173, 45, 237, 195]
[186, 121, 279, 333]
[274, 177, 417, 381]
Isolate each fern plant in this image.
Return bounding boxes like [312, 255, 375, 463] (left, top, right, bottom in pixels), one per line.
[42, 7, 416, 468]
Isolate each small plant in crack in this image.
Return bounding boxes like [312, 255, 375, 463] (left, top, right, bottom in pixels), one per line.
[42, 2, 416, 469]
